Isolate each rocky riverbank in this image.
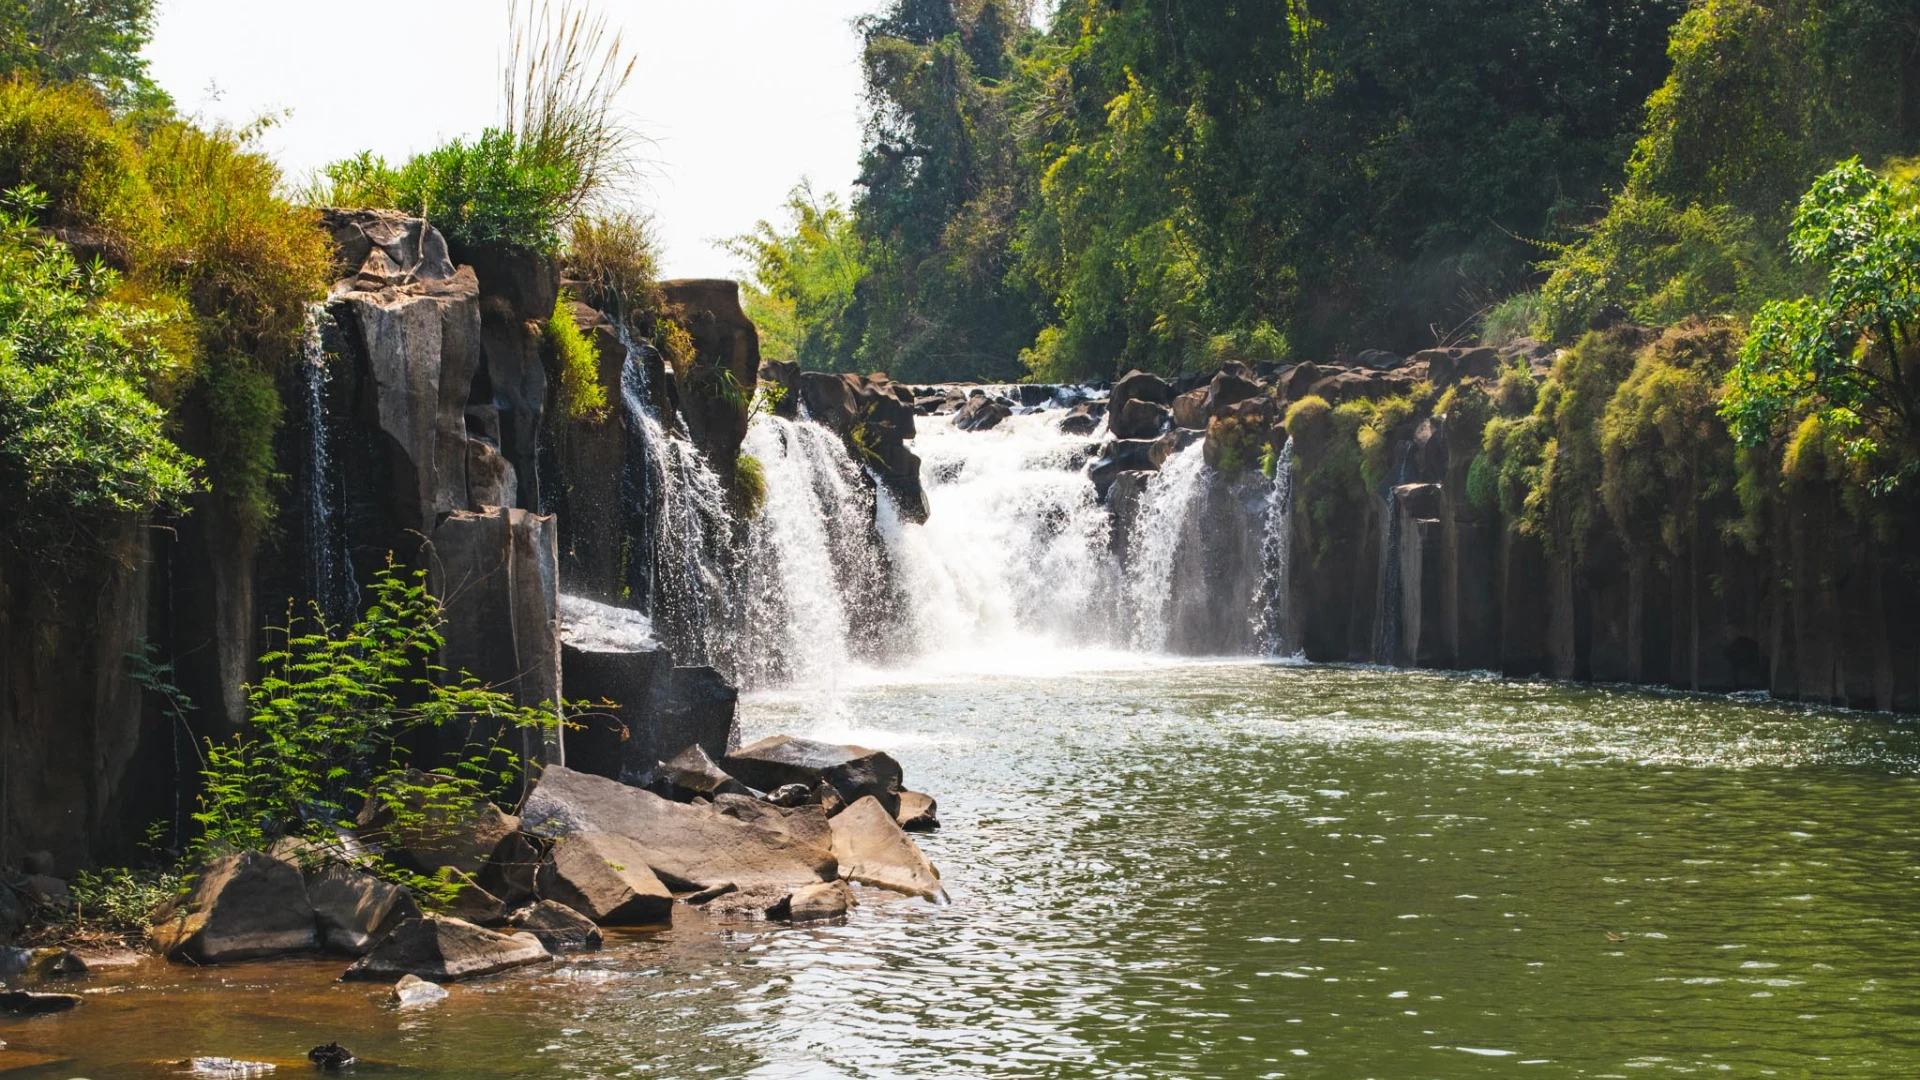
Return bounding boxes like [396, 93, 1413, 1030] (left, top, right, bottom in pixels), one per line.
[0, 734, 941, 1030]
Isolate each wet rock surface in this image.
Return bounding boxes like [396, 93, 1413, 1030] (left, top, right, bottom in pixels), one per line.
[828, 796, 943, 899]
[510, 900, 603, 952]
[724, 736, 905, 817]
[343, 915, 550, 983]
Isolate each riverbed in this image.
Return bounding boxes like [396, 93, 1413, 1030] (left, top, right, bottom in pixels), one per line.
[8, 660, 1919, 1078]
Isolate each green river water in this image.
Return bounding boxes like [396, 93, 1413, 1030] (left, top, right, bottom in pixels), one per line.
[7, 661, 1920, 1079]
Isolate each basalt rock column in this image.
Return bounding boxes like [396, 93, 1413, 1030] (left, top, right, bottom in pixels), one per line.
[661, 280, 759, 483]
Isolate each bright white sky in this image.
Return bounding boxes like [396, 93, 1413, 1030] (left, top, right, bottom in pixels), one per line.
[142, 0, 876, 280]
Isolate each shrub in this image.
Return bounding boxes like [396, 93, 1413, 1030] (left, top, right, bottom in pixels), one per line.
[0, 185, 198, 554]
[544, 290, 607, 421]
[0, 77, 151, 239]
[1598, 320, 1739, 553]
[201, 357, 282, 531]
[194, 563, 566, 907]
[0, 0, 169, 110]
[1492, 357, 1538, 416]
[566, 210, 661, 320]
[1480, 292, 1541, 348]
[734, 452, 767, 517]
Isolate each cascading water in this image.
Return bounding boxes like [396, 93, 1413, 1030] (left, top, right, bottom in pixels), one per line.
[733, 415, 886, 687]
[614, 329, 737, 669]
[877, 410, 1124, 667]
[1125, 440, 1211, 652]
[1372, 444, 1414, 665]
[296, 304, 358, 625]
[1256, 437, 1297, 657]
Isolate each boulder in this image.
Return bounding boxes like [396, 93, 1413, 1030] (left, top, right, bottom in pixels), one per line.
[1305, 368, 1418, 405]
[896, 790, 940, 832]
[1171, 388, 1210, 430]
[308, 1042, 356, 1070]
[1110, 398, 1173, 440]
[320, 208, 456, 288]
[647, 743, 749, 802]
[1089, 437, 1173, 501]
[444, 871, 511, 927]
[659, 666, 741, 774]
[1413, 346, 1499, 386]
[1205, 370, 1265, 415]
[765, 783, 812, 807]
[828, 796, 943, 898]
[307, 864, 422, 956]
[723, 736, 905, 817]
[787, 880, 856, 923]
[520, 766, 837, 891]
[150, 852, 318, 964]
[1057, 403, 1104, 436]
[475, 830, 548, 909]
[559, 638, 674, 783]
[1110, 369, 1173, 420]
[511, 899, 603, 952]
[539, 832, 675, 925]
[391, 973, 449, 1006]
[1353, 348, 1404, 370]
[712, 793, 833, 851]
[1273, 362, 1324, 404]
[0, 947, 85, 980]
[954, 393, 1012, 432]
[342, 915, 550, 983]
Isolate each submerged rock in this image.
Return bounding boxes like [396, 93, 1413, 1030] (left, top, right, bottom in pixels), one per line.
[390, 973, 449, 1006]
[954, 392, 1012, 432]
[342, 915, 549, 983]
[307, 1043, 355, 1070]
[828, 797, 944, 899]
[306, 864, 421, 956]
[698, 884, 794, 921]
[0, 990, 80, 1013]
[723, 736, 905, 818]
[150, 852, 317, 964]
[187, 1057, 276, 1078]
[539, 832, 674, 925]
[521, 766, 836, 892]
[0, 946, 86, 980]
[510, 900, 603, 952]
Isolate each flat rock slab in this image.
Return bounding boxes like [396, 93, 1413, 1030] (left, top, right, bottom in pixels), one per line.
[828, 796, 943, 898]
[712, 794, 832, 851]
[698, 884, 793, 921]
[539, 832, 673, 925]
[342, 915, 549, 983]
[150, 851, 318, 964]
[521, 766, 836, 892]
[723, 737, 904, 815]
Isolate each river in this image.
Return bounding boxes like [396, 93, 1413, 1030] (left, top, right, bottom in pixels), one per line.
[12, 658, 1920, 1078]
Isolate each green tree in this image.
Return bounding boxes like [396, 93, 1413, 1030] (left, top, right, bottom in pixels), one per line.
[1725, 160, 1920, 494]
[0, 0, 170, 110]
[724, 180, 867, 371]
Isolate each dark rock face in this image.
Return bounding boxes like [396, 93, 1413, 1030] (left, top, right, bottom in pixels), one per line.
[429, 507, 561, 717]
[0, 991, 80, 1013]
[1058, 403, 1104, 436]
[342, 915, 549, 983]
[1110, 370, 1174, 421]
[723, 736, 905, 817]
[660, 279, 760, 476]
[1089, 437, 1173, 501]
[520, 766, 836, 892]
[712, 793, 833, 852]
[661, 666, 740, 766]
[560, 642, 674, 782]
[777, 368, 929, 523]
[954, 392, 1013, 432]
[511, 899, 602, 952]
[1111, 398, 1174, 440]
[539, 832, 675, 925]
[150, 852, 318, 964]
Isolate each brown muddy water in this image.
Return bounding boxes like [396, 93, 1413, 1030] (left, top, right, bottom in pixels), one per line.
[7, 661, 1920, 1079]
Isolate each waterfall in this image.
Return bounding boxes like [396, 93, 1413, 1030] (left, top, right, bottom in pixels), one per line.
[297, 304, 357, 625]
[1125, 441, 1211, 652]
[614, 330, 738, 669]
[734, 415, 884, 687]
[876, 411, 1121, 666]
[1372, 445, 1414, 665]
[1257, 437, 1297, 657]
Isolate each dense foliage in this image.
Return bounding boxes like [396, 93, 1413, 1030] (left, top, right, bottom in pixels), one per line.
[195, 565, 565, 905]
[0, 0, 167, 109]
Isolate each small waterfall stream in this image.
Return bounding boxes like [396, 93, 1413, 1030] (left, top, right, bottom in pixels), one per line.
[1257, 437, 1297, 656]
[1125, 441, 1211, 653]
[297, 304, 358, 625]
